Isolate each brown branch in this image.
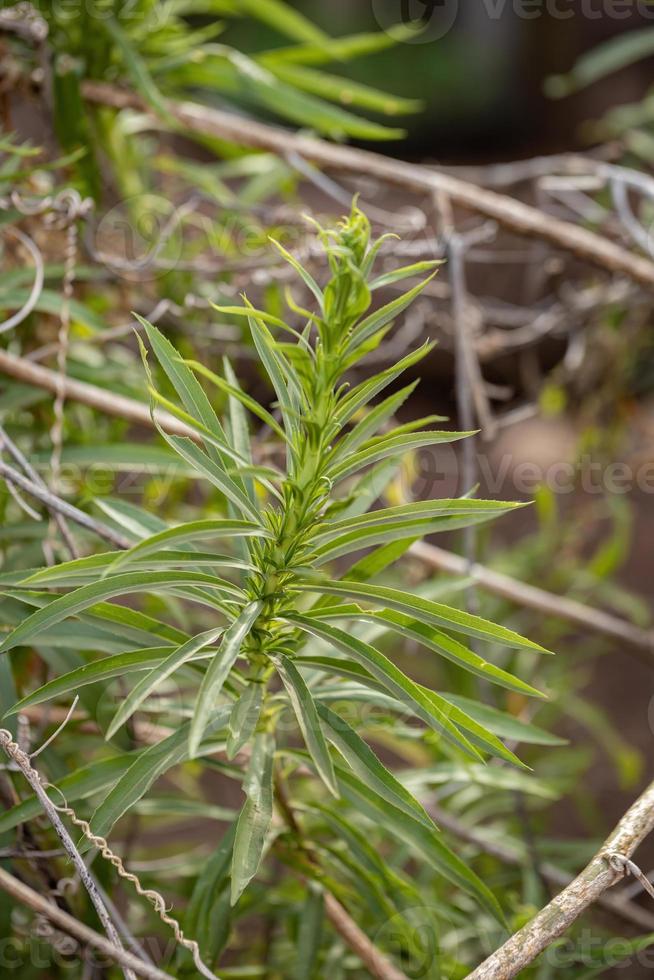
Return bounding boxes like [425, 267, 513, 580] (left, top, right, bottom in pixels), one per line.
[0, 348, 197, 440]
[81, 81, 654, 290]
[466, 778, 654, 979]
[0, 730, 135, 980]
[0, 458, 131, 550]
[323, 891, 409, 980]
[430, 804, 654, 934]
[410, 541, 654, 664]
[0, 867, 173, 980]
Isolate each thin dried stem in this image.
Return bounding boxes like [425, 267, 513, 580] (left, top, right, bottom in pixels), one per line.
[0, 458, 130, 549]
[81, 81, 654, 289]
[0, 729, 135, 980]
[0, 867, 173, 980]
[466, 778, 654, 978]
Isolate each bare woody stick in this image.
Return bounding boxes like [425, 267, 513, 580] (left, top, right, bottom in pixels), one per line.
[0, 729, 135, 980]
[0, 348, 197, 440]
[81, 81, 654, 290]
[466, 778, 654, 979]
[0, 458, 131, 550]
[0, 868, 173, 980]
[430, 804, 654, 933]
[0, 423, 78, 559]
[324, 891, 409, 980]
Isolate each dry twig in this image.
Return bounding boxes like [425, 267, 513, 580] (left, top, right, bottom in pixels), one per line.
[0, 868, 172, 980]
[466, 778, 654, 978]
[81, 82, 654, 289]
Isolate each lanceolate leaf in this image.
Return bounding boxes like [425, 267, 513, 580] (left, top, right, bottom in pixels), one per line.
[327, 430, 474, 483]
[106, 519, 270, 574]
[315, 499, 523, 541]
[286, 614, 482, 760]
[231, 731, 275, 905]
[89, 707, 232, 844]
[315, 700, 434, 826]
[0, 572, 243, 654]
[160, 435, 263, 524]
[274, 654, 338, 797]
[317, 608, 545, 699]
[313, 513, 517, 564]
[6, 647, 182, 714]
[139, 318, 233, 469]
[190, 601, 263, 757]
[227, 681, 264, 760]
[298, 580, 551, 654]
[290, 753, 506, 926]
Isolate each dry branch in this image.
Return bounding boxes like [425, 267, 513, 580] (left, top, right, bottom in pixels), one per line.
[431, 804, 654, 933]
[0, 458, 131, 549]
[323, 891, 409, 980]
[81, 81, 654, 290]
[0, 348, 197, 440]
[0, 867, 173, 980]
[466, 778, 654, 978]
[0, 730, 135, 979]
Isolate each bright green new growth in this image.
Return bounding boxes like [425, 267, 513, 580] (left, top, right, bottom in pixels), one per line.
[5, 204, 548, 920]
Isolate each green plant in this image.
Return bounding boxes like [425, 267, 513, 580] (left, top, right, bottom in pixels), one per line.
[2, 204, 553, 974]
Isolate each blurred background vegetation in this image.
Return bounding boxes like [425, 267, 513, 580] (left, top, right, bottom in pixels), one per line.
[1, 2, 654, 977]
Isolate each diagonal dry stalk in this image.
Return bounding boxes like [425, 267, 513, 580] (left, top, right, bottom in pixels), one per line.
[466, 777, 654, 979]
[0, 729, 135, 980]
[81, 81, 654, 290]
[0, 867, 173, 980]
[430, 804, 654, 933]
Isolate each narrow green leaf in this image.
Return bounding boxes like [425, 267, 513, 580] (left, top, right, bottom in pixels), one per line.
[333, 342, 435, 432]
[333, 766, 506, 926]
[269, 63, 421, 116]
[369, 260, 443, 290]
[444, 695, 564, 746]
[107, 519, 270, 575]
[6, 647, 181, 715]
[286, 614, 482, 760]
[328, 430, 474, 483]
[274, 654, 338, 797]
[0, 571, 242, 654]
[299, 581, 551, 654]
[161, 435, 263, 524]
[323, 608, 545, 699]
[337, 381, 419, 457]
[315, 700, 434, 827]
[345, 275, 436, 354]
[89, 708, 231, 844]
[190, 601, 263, 758]
[231, 731, 275, 904]
[269, 238, 323, 308]
[227, 681, 264, 760]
